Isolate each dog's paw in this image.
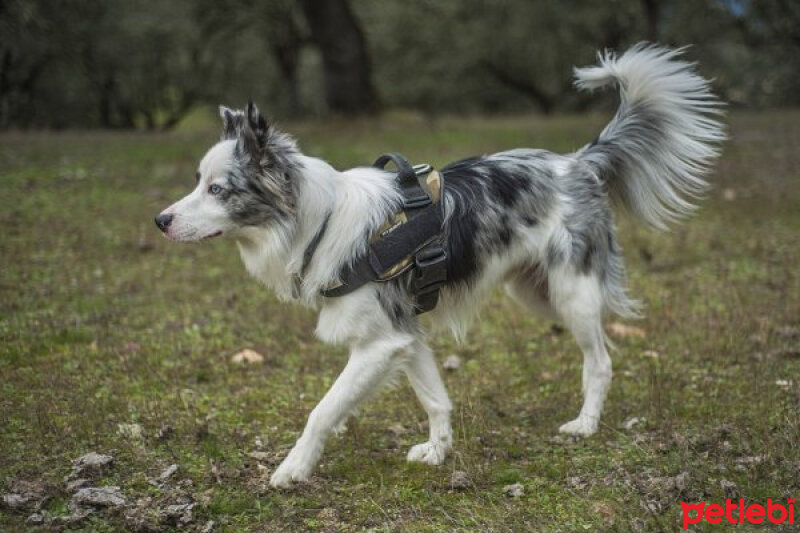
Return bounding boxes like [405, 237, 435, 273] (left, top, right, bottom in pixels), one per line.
[558, 415, 598, 437]
[332, 420, 348, 436]
[407, 441, 449, 465]
[269, 450, 314, 488]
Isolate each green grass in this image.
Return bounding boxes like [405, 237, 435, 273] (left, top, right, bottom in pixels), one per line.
[1, 111, 799, 532]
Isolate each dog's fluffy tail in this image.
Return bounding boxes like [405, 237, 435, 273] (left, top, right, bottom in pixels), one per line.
[575, 44, 725, 230]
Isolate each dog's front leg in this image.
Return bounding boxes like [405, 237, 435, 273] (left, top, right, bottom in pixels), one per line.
[403, 340, 452, 465]
[270, 334, 411, 488]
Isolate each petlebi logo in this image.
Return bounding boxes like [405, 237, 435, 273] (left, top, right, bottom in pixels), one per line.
[681, 498, 795, 529]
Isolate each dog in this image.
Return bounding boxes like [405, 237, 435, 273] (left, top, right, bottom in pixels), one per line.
[155, 44, 723, 488]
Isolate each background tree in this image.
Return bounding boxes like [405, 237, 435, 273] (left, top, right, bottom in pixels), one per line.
[1, 0, 798, 129]
[299, 0, 378, 114]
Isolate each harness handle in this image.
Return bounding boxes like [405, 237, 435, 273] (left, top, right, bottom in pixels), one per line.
[373, 153, 417, 184]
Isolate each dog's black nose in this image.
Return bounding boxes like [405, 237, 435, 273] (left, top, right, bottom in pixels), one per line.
[155, 213, 173, 232]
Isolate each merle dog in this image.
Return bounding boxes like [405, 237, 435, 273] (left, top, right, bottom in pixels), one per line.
[156, 44, 723, 487]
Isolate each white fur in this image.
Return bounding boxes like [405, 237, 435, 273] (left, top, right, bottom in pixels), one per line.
[161, 141, 239, 241]
[574, 44, 725, 229]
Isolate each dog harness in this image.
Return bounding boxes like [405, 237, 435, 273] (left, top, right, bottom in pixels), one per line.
[296, 153, 448, 314]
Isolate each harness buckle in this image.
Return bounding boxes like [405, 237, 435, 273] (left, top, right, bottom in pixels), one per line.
[413, 241, 447, 313]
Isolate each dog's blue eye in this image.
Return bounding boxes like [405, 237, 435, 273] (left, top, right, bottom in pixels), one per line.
[209, 184, 222, 195]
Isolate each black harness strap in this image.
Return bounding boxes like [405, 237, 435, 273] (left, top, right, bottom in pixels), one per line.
[302, 213, 331, 275]
[315, 153, 447, 314]
[291, 212, 331, 299]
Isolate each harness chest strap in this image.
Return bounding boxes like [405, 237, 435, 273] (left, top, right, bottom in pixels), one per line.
[299, 153, 448, 314]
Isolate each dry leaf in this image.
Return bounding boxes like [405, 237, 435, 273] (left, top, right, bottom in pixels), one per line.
[231, 349, 264, 364]
[608, 322, 646, 339]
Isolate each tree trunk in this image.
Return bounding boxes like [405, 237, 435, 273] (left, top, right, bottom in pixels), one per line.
[298, 0, 378, 114]
[641, 0, 661, 42]
[272, 41, 302, 117]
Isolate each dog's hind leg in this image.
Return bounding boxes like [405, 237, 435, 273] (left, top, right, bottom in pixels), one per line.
[269, 333, 412, 488]
[507, 267, 609, 435]
[403, 339, 453, 465]
[548, 267, 611, 437]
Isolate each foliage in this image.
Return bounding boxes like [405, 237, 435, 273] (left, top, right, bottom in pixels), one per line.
[2, 0, 799, 129]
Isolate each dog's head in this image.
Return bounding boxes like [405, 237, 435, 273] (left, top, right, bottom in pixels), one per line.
[155, 102, 298, 242]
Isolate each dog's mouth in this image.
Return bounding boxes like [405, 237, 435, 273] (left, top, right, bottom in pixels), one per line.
[163, 229, 224, 243]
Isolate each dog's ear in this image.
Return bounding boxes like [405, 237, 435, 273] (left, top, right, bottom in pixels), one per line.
[226, 101, 298, 169]
[239, 100, 270, 157]
[219, 105, 244, 141]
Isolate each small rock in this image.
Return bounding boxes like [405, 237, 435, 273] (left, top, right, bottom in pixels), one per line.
[2, 493, 28, 510]
[158, 464, 179, 482]
[720, 479, 739, 499]
[450, 470, 470, 489]
[775, 379, 793, 390]
[443, 354, 462, 370]
[231, 348, 265, 364]
[72, 486, 126, 508]
[608, 322, 646, 339]
[567, 476, 586, 489]
[201, 520, 216, 533]
[117, 423, 144, 440]
[67, 452, 114, 481]
[1, 480, 48, 511]
[161, 502, 195, 526]
[26, 512, 46, 525]
[735, 455, 765, 468]
[248, 451, 272, 461]
[641, 498, 663, 514]
[124, 496, 160, 531]
[621, 417, 645, 431]
[644, 471, 689, 498]
[59, 507, 94, 525]
[503, 482, 525, 498]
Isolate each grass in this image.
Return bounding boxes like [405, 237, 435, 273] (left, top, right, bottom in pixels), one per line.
[1, 110, 799, 532]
